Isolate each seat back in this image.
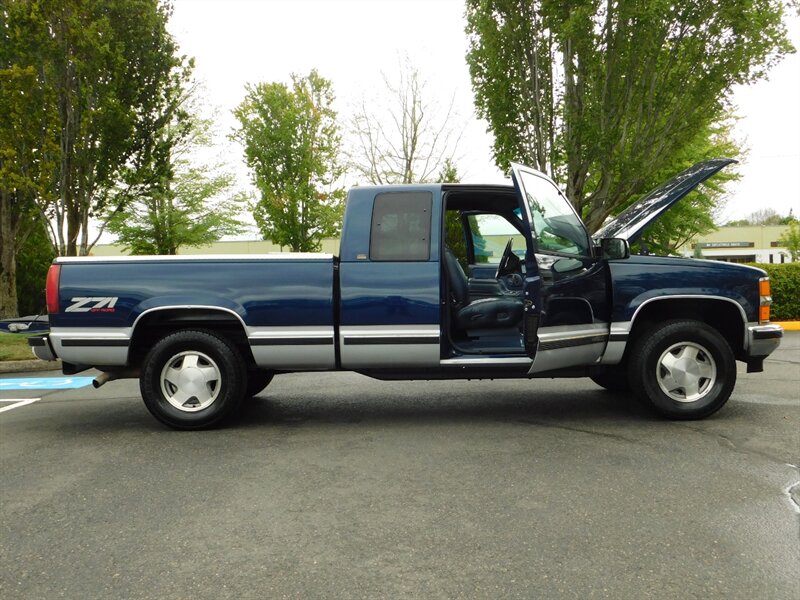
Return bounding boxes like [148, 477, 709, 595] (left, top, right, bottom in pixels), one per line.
[444, 248, 469, 306]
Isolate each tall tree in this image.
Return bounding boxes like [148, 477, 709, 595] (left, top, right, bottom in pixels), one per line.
[2, 0, 192, 258]
[232, 70, 344, 252]
[466, 0, 794, 234]
[0, 1, 60, 317]
[350, 60, 462, 184]
[106, 114, 245, 255]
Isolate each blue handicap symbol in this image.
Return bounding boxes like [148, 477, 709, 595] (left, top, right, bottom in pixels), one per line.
[0, 377, 96, 391]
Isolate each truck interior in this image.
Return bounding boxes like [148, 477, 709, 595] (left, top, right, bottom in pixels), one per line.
[441, 186, 530, 356]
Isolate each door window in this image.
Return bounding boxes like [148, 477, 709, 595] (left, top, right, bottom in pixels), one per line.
[517, 171, 590, 257]
[467, 214, 526, 264]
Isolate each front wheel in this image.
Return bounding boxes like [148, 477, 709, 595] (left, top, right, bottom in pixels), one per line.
[628, 320, 735, 420]
[140, 329, 247, 430]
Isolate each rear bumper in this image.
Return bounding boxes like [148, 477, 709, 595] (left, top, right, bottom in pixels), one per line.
[746, 323, 783, 357]
[28, 335, 57, 361]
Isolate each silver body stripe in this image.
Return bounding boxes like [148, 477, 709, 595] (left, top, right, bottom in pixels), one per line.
[49, 327, 132, 366]
[599, 321, 631, 364]
[529, 324, 608, 374]
[340, 325, 440, 368]
[247, 326, 336, 370]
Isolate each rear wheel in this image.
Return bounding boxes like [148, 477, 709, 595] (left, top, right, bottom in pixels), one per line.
[140, 329, 247, 430]
[628, 319, 735, 420]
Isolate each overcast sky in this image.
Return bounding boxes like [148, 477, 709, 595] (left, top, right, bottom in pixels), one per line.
[168, 0, 800, 223]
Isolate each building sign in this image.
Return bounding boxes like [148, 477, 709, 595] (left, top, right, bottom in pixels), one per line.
[694, 241, 755, 249]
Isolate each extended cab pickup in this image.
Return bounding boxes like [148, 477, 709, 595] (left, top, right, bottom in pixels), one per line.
[30, 160, 783, 429]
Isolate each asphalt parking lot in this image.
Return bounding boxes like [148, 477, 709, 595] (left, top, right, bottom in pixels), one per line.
[1, 333, 798, 599]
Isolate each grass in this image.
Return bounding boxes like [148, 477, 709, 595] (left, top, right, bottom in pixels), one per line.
[0, 333, 37, 361]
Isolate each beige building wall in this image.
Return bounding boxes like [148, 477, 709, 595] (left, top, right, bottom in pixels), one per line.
[90, 225, 794, 264]
[682, 225, 793, 263]
[91, 238, 341, 257]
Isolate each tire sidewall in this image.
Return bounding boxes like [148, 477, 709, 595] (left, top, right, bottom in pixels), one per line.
[141, 330, 246, 429]
[630, 320, 735, 419]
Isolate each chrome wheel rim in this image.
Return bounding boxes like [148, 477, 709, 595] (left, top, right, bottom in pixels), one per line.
[160, 351, 221, 412]
[656, 341, 717, 403]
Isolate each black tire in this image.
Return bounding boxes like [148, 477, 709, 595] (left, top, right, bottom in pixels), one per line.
[246, 369, 274, 398]
[628, 319, 735, 420]
[590, 366, 630, 393]
[140, 329, 247, 430]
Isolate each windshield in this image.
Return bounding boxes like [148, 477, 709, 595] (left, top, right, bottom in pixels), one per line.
[517, 170, 590, 256]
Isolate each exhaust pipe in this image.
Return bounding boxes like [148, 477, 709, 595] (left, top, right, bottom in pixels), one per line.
[93, 368, 140, 389]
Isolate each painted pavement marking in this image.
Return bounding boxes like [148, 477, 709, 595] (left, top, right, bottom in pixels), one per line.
[0, 398, 40, 413]
[0, 376, 95, 391]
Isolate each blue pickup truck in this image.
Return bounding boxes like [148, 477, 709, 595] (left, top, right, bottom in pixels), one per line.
[30, 160, 783, 429]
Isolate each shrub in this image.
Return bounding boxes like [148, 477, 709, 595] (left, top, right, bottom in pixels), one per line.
[750, 263, 800, 321]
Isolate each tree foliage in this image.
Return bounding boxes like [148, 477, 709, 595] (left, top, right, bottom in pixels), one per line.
[727, 208, 797, 227]
[633, 118, 740, 255]
[2, 0, 192, 258]
[232, 71, 345, 252]
[350, 60, 462, 184]
[15, 219, 55, 316]
[0, 6, 59, 317]
[0, 64, 56, 317]
[465, 0, 794, 236]
[107, 114, 244, 255]
[778, 221, 800, 262]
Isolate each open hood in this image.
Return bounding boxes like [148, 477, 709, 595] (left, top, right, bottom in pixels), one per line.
[593, 158, 736, 243]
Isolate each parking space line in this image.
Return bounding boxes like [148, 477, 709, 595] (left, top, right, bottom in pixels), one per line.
[0, 398, 41, 413]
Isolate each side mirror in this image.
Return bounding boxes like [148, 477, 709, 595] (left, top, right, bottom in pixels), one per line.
[600, 238, 630, 260]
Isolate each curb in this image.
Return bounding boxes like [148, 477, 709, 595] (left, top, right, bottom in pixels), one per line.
[775, 321, 800, 331]
[0, 359, 61, 374]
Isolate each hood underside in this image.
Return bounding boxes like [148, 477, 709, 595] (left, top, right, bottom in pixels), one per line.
[593, 158, 736, 243]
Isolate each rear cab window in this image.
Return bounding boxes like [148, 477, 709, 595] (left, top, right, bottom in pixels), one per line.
[370, 192, 433, 261]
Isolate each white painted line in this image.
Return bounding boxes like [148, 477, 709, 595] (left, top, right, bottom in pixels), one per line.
[0, 398, 40, 413]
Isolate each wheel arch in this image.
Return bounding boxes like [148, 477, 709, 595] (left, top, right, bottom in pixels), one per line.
[128, 306, 255, 368]
[628, 297, 747, 360]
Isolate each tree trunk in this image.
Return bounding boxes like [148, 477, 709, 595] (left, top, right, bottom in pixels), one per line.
[0, 191, 19, 318]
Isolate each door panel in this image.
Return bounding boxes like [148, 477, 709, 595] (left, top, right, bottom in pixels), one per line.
[338, 262, 441, 368]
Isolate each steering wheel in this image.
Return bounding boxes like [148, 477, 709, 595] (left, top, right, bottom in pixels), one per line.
[495, 238, 515, 279]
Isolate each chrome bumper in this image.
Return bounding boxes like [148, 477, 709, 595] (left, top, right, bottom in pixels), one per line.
[746, 323, 783, 357]
[28, 335, 57, 361]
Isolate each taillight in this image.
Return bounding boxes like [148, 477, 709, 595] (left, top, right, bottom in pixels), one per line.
[46, 264, 61, 314]
[758, 276, 771, 324]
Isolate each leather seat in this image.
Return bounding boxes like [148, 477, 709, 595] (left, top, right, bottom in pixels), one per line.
[444, 249, 524, 330]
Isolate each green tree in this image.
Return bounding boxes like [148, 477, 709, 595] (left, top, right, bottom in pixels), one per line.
[2, 0, 192, 258]
[0, 63, 57, 317]
[778, 221, 800, 262]
[15, 219, 56, 316]
[0, 2, 59, 317]
[107, 111, 244, 255]
[440, 159, 470, 268]
[634, 118, 741, 255]
[465, 0, 793, 234]
[106, 167, 244, 256]
[233, 71, 344, 252]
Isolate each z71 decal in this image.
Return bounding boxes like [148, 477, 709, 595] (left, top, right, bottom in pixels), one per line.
[65, 297, 119, 313]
